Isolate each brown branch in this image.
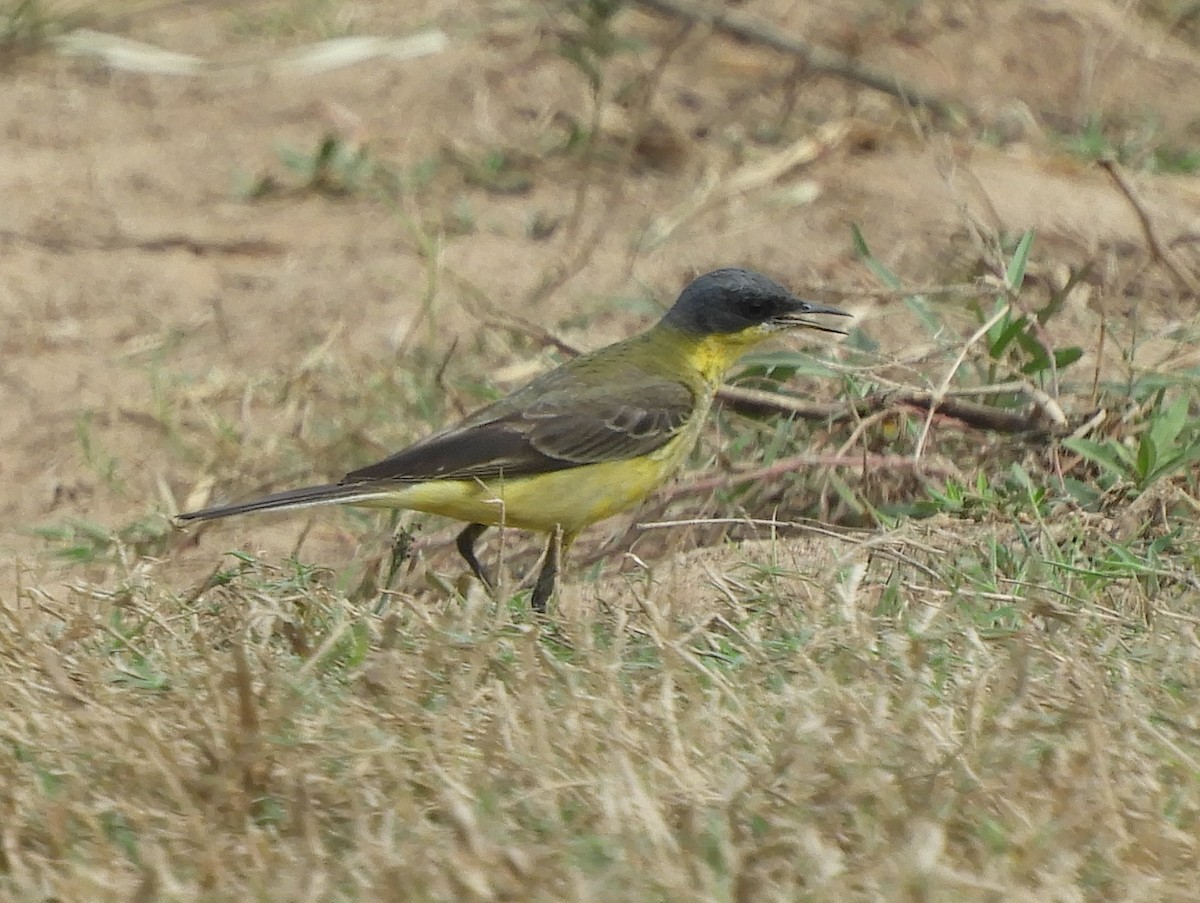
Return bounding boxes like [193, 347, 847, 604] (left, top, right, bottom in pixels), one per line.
[718, 384, 1072, 436]
[631, 0, 964, 122]
[716, 384, 840, 420]
[476, 313, 582, 358]
[882, 391, 1059, 435]
[0, 228, 284, 258]
[1099, 158, 1200, 298]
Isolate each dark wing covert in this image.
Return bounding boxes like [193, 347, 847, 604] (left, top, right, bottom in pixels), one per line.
[342, 376, 694, 485]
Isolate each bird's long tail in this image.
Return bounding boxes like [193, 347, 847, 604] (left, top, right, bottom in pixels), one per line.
[177, 482, 389, 522]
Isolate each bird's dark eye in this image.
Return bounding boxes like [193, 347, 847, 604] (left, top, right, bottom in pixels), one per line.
[744, 296, 768, 316]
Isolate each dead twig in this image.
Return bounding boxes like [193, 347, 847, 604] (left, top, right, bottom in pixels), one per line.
[635, 515, 946, 581]
[477, 313, 582, 359]
[643, 121, 848, 248]
[715, 384, 840, 420]
[892, 389, 1060, 435]
[913, 302, 1010, 460]
[0, 228, 284, 258]
[631, 0, 963, 122]
[1099, 158, 1200, 298]
[718, 385, 1070, 436]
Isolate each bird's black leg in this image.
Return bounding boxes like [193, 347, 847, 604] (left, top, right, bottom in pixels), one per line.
[455, 523, 492, 588]
[531, 529, 574, 613]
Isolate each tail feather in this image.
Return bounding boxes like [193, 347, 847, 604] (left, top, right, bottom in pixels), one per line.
[177, 482, 390, 522]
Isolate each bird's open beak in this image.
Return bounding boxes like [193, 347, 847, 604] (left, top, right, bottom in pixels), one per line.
[774, 299, 853, 335]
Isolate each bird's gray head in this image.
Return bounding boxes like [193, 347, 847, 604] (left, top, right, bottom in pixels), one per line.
[660, 267, 849, 336]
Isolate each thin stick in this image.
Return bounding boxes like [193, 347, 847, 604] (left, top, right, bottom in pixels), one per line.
[720, 385, 1066, 435]
[913, 302, 1011, 461]
[1099, 158, 1200, 297]
[631, 0, 962, 121]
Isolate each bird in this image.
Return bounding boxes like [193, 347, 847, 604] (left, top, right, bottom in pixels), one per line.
[177, 267, 849, 611]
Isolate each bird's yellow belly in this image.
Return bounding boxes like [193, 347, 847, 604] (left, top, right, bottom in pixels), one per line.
[359, 433, 696, 534]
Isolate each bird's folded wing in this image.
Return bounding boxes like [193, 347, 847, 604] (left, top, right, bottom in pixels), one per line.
[342, 377, 695, 484]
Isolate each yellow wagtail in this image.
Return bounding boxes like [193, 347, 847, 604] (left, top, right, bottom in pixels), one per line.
[177, 267, 849, 610]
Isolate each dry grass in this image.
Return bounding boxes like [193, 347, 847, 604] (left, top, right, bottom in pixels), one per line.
[6, 521, 1200, 901]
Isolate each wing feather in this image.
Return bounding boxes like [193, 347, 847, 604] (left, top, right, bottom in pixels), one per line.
[342, 373, 694, 485]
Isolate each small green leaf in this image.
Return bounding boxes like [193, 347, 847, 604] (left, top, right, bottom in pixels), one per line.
[1004, 230, 1035, 290]
[988, 312, 1025, 359]
[1062, 477, 1101, 507]
[1062, 437, 1135, 482]
[276, 143, 314, 176]
[1146, 443, 1200, 486]
[1135, 433, 1157, 482]
[850, 225, 942, 333]
[850, 224, 902, 289]
[1053, 346, 1084, 369]
[1148, 394, 1189, 452]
